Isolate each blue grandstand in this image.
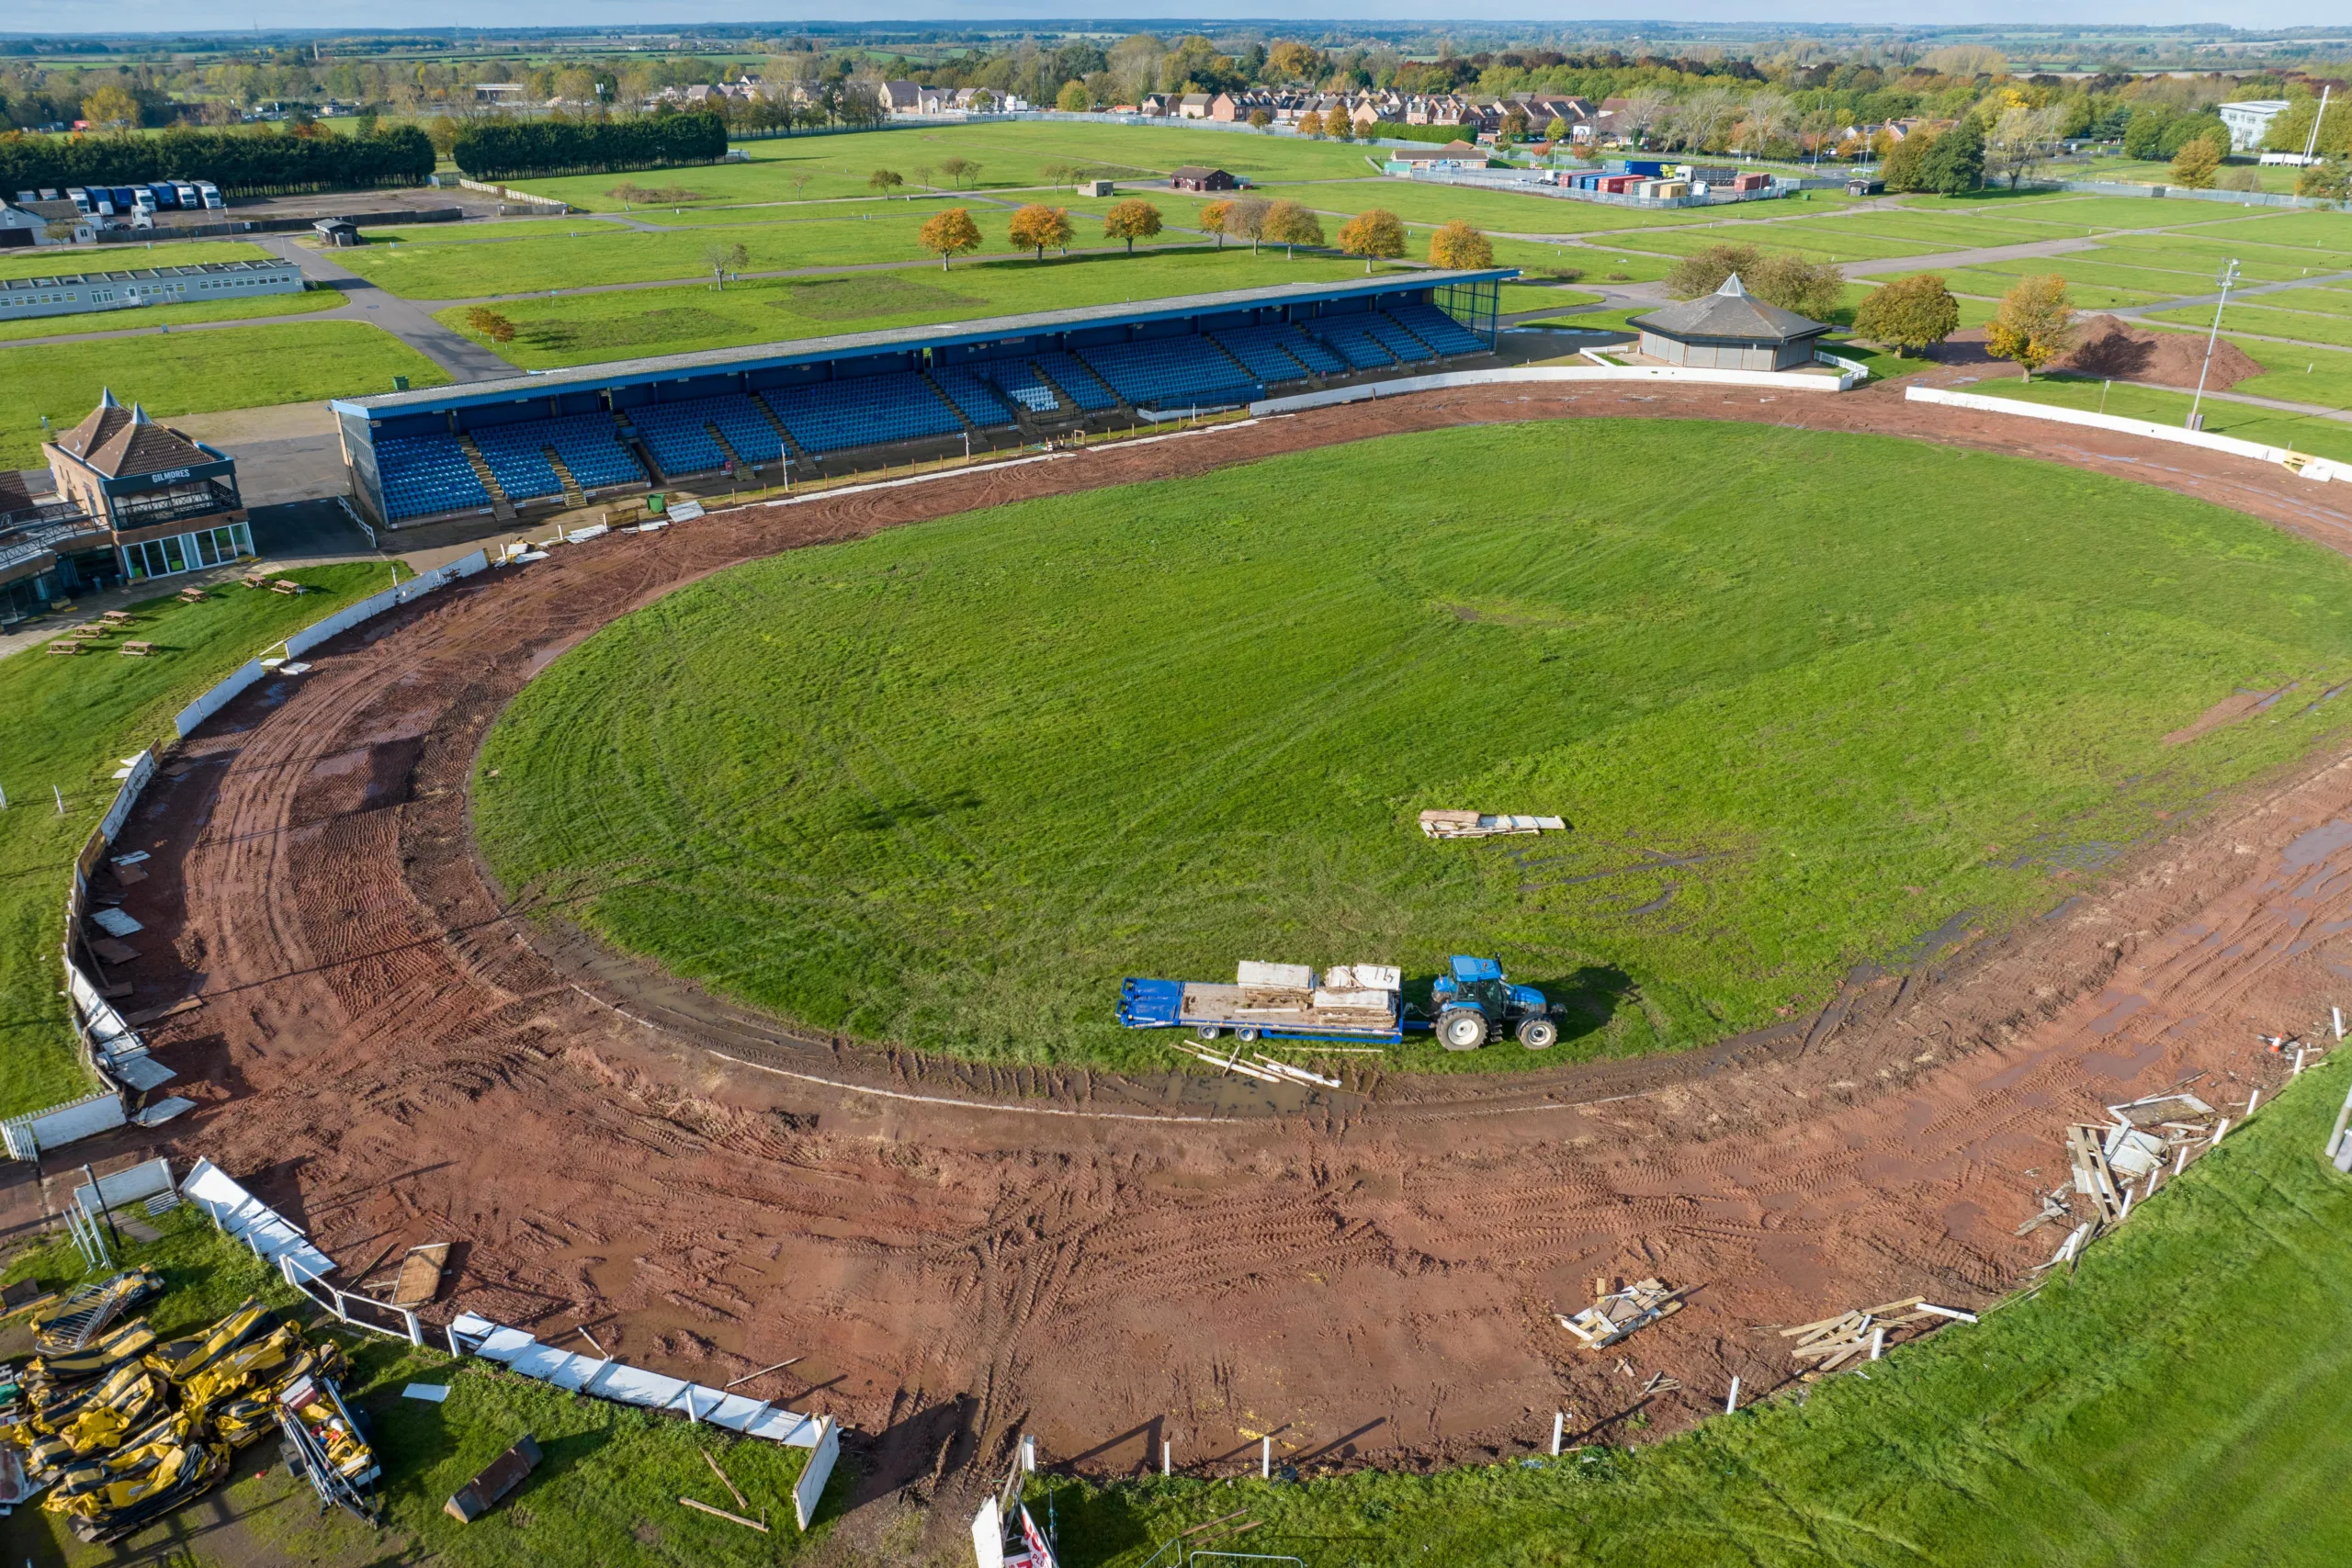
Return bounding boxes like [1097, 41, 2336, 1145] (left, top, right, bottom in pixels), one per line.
[334, 271, 1510, 529]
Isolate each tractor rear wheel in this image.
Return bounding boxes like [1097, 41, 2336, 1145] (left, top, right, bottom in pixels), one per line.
[1439, 1010, 1489, 1051]
[1235, 1027, 1261, 1043]
[1516, 1017, 1559, 1050]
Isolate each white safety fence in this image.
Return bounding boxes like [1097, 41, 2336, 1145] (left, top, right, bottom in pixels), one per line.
[171, 549, 489, 739]
[8, 554, 500, 1162]
[72, 1155, 174, 1218]
[2, 1090, 127, 1162]
[1253, 362, 1859, 417]
[1905, 384, 2339, 481]
[181, 1157, 336, 1277]
[279, 1253, 425, 1347]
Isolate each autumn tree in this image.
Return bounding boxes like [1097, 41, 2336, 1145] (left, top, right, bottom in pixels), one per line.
[1666, 243, 1844, 321]
[918, 207, 984, 270]
[1057, 80, 1091, 113]
[1263, 198, 1323, 257]
[1296, 109, 1324, 139]
[464, 306, 517, 344]
[2169, 137, 2221, 189]
[1335, 208, 1406, 273]
[1102, 198, 1163, 254]
[1984, 274, 2077, 380]
[702, 240, 750, 290]
[1545, 115, 1569, 143]
[1199, 197, 1234, 246]
[1219, 196, 1269, 253]
[938, 156, 981, 189]
[1331, 112, 1356, 143]
[1428, 220, 1495, 270]
[1850, 273, 1961, 357]
[1249, 109, 1272, 131]
[868, 168, 904, 195]
[1268, 40, 1321, 81]
[81, 85, 141, 130]
[1008, 203, 1074, 260]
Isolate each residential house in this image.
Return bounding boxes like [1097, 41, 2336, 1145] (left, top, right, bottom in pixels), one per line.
[1178, 93, 1214, 119]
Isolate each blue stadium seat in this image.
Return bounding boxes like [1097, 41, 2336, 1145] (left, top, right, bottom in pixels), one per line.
[1389, 302, 1487, 356]
[761, 373, 964, 456]
[1073, 335, 1261, 411]
[1023, 353, 1119, 412]
[531, 413, 644, 491]
[930, 367, 1016, 428]
[1310, 321, 1398, 370]
[1361, 312, 1438, 364]
[629, 395, 783, 475]
[1207, 325, 1321, 383]
[375, 432, 492, 522]
[1272, 324, 1347, 375]
[468, 423, 563, 502]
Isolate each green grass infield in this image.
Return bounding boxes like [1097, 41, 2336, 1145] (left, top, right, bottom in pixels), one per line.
[476, 420, 2352, 1075]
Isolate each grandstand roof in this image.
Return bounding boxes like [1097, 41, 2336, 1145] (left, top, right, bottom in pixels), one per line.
[333, 269, 1517, 420]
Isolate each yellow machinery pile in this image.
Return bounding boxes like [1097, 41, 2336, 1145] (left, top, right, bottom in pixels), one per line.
[2, 1280, 375, 1543]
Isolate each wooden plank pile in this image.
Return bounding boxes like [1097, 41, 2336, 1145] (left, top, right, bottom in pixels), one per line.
[1224, 961, 1398, 1032]
[2043, 1090, 2223, 1265]
[1168, 1040, 1340, 1089]
[1419, 810, 1567, 840]
[1781, 1297, 1977, 1377]
[1555, 1277, 1683, 1350]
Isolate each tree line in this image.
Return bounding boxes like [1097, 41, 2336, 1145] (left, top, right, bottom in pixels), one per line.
[0, 123, 432, 196]
[450, 113, 729, 180]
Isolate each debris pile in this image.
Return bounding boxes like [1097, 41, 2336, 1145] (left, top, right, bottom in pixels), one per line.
[1556, 1278, 1684, 1349]
[1781, 1297, 1977, 1377]
[1419, 810, 1566, 840]
[2023, 1089, 2236, 1269]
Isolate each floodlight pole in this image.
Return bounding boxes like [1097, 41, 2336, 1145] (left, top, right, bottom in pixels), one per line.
[2303, 85, 2332, 167]
[2188, 258, 2240, 433]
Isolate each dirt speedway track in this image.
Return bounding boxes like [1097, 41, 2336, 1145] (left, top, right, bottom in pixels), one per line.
[121, 381, 2352, 1514]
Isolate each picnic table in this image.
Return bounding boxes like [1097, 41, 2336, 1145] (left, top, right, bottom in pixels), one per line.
[119, 641, 153, 658]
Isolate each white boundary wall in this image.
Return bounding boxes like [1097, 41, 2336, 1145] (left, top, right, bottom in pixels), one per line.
[2, 1090, 126, 1160]
[1252, 363, 1858, 416]
[174, 550, 490, 739]
[1905, 384, 2340, 480]
[447, 1311, 827, 1450]
[181, 1156, 337, 1277]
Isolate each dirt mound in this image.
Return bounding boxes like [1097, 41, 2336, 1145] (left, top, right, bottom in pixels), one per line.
[2054, 313, 2263, 391]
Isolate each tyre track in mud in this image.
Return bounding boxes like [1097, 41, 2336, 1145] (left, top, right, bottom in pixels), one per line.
[103, 380, 2352, 1515]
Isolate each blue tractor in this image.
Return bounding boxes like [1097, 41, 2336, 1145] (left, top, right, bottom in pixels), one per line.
[1430, 955, 1559, 1051]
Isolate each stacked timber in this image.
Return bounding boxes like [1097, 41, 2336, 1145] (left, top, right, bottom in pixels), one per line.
[1419, 810, 1566, 840]
[1556, 1279, 1682, 1349]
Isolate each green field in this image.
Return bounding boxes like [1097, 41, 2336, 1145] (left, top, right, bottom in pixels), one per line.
[475, 421, 2352, 1074]
[0, 285, 345, 344]
[2214, 333, 2352, 407]
[439, 248, 1385, 368]
[1055, 1052, 2352, 1565]
[0, 565, 409, 1119]
[508, 120, 1386, 210]
[336, 200, 1201, 298]
[1969, 374, 2352, 465]
[2151, 301, 2352, 351]
[0, 1204, 834, 1567]
[0, 239, 267, 279]
[0, 321, 448, 469]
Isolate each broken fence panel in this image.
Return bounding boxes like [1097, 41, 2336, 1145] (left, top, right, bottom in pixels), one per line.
[447, 1312, 825, 1459]
[180, 1157, 335, 1278]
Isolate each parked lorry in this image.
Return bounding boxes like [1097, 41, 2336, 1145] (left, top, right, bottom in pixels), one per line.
[1118, 956, 1560, 1051]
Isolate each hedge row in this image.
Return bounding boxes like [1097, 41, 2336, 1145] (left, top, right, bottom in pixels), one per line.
[451, 114, 729, 180]
[0, 127, 433, 197]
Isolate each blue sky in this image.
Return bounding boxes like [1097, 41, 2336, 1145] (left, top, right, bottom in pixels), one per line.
[9, 4, 2352, 38]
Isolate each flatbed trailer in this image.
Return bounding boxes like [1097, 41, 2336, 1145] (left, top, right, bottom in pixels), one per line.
[1116, 977, 1421, 1044]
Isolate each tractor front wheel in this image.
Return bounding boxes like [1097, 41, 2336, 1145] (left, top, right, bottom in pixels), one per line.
[1439, 1010, 1489, 1051]
[1516, 1017, 1559, 1050]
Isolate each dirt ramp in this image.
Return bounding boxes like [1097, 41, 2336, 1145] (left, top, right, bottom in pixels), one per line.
[2054, 313, 2263, 390]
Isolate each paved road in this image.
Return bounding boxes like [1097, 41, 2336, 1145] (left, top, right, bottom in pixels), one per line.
[252, 233, 514, 382]
[2105, 266, 2352, 320]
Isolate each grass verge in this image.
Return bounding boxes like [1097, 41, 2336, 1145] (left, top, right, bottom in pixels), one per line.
[1963, 373, 2352, 465]
[0, 286, 345, 344]
[1048, 1051, 2352, 1564]
[436, 248, 1388, 368]
[0, 1205, 838, 1567]
[0, 564, 409, 1119]
[476, 420, 2352, 1073]
[0, 321, 449, 470]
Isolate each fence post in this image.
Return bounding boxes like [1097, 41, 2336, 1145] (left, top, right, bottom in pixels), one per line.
[447, 1321, 464, 1357]
[1551, 1411, 1565, 1456]
[404, 1308, 423, 1348]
